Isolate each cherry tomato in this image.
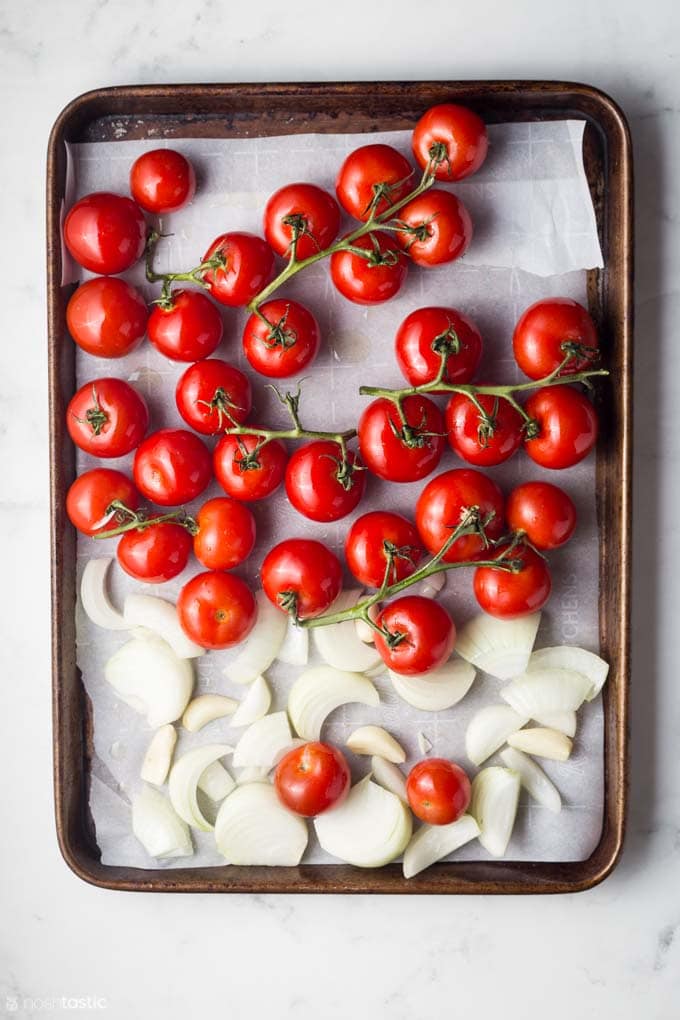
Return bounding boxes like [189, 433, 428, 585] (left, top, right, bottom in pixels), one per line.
[129, 149, 196, 214]
[358, 395, 444, 483]
[242, 299, 320, 378]
[261, 538, 342, 619]
[506, 481, 577, 550]
[335, 144, 414, 220]
[513, 298, 599, 380]
[147, 289, 223, 362]
[175, 359, 251, 435]
[214, 433, 287, 502]
[345, 511, 423, 589]
[63, 192, 146, 275]
[67, 378, 149, 458]
[412, 104, 488, 182]
[474, 543, 552, 619]
[133, 428, 212, 506]
[374, 595, 455, 675]
[202, 232, 275, 307]
[117, 520, 192, 583]
[285, 441, 365, 523]
[396, 190, 472, 266]
[330, 232, 408, 305]
[177, 570, 257, 650]
[263, 183, 341, 259]
[406, 759, 471, 825]
[445, 391, 523, 466]
[524, 385, 598, 469]
[66, 468, 140, 536]
[395, 306, 482, 389]
[416, 468, 505, 563]
[274, 741, 350, 817]
[193, 496, 256, 571]
[66, 277, 148, 359]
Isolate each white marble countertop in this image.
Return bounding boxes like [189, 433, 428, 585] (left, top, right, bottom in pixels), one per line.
[0, 1, 678, 1016]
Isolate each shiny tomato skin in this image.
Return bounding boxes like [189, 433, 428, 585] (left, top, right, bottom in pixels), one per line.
[506, 481, 577, 550]
[445, 391, 524, 466]
[133, 428, 212, 506]
[395, 306, 483, 389]
[330, 231, 407, 305]
[264, 183, 341, 260]
[524, 385, 598, 469]
[117, 521, 193, 583]
[412, 104, 488, 182]
[396, 190, 473, 266]
[147, 289, 223, 362]
[193, 496, 256, 571]
[474, 543, 552, 619]
[285, 441, 365, 523]
[66, 468, 140, 536]
[513, 298, 599, 380]
[406, 759, 471, 825]
[242, 299, 320, 378]
[175, 359, 251, 435]
[129, 149, 196, 214]
[274, 742, 351, 817]
[66, 277, 148, 358]
[375, 595, 455, 675]
[64, 192, 146, 275]
[202, 232, 275, 307]
[358, 395, 445, 483]
[67, 378, 149, 458]
[335, 144, 414, 220]
[261, 538, 342, 620]
[345, 511, 423, 589]
[177, 571, 257, 650]
[213, 433, 287, 502]
[416, 468, 505, 563]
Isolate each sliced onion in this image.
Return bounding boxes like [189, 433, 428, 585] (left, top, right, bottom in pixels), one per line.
[182, 694, 238, 732]
[403, 814, 480, 878]
[465, 704, 528, 766]
[346, 725, 405, 763]
[314, 779, 412, 868]
[500, 747, 562, 814]
[236, 766, 272, 785]
[410, 570, 446, 600]
[223, 591, 287, 685]
[277, 616, 309, 665]
[80, 558, 127, 630]
[534, 710, 577, 737]
[123, 593, 203, 658]
[132, 784, 193, 859]
[288, 666, 379, 741]
[230, 675, 272, 728]
[507, 727, 572, 761]
[168, 744, 233, 831]
[197, 760, 236, 801]
[355, 607, 378, 644]
[370, 756, 408, 803]
[313, 590, 383, 673]
[470, 767, 521, 857]
[528, 645, 609, 701]
[232, 712, 292, 768]
[417, 731, 432, 755]
[140, 724, 177, 786]
[215, 782, 308, 865]
[105, 635, 194, 727]
[455, 612, 541, 680]
[501, 668, 592, 719]
[389, 659, 475, 712]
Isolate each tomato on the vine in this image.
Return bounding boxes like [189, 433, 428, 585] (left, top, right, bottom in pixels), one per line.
[474, 543, 552, 619]
[261, 538, 342, 620]
[117, 520, 193, 583]
[285, 441, 365, 523]
[445, 391, 524, 466]
[213, 433, 287, 502]
[202, 232, 275, 307]
[513, 298, 599, 380]
[242, 299, 320, 378]
[67, 378, 149, 458]
[406, 759, 471, 825]
[335, 144, 414, 221]
[66, 468, 140, 536]
[524, 385, 598, 469]
[175, 359, 251, 435]
[133, 428, 212, 506]
[193, 496, 256, 571]
[345, 511, 423, 589]
[330, 232, 407, 305]
[64, 192, 146, 275]
[395, 306, 483, 388]
[358, 394, 444, 483]
[416, 468, 505, 562]
[177, 570, 257, 649]
[412, 104, 488, 182]
[264, 183, 341, 260]
[396, 190, 473, 266]
[274, 742, 350, 817]
[66, 277, 148, 359]
[506, 481, 577, 550]
[129, 149, 196, 214]
[374, 595, 455, 675]
[147, 289, 223, 362]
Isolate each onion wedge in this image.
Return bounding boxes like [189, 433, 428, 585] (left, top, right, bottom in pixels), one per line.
[105, 634, 194, 727]
[230, 675, 272, 728]
[168, 744, 234, 831]
[314, 779, 412, 868]
[501, 668, 592, 719]
[346, 726, 406, 763]
[182, 694, 238, 732]
[80, 558, 126, 630]
[197, 761, 236, 801]
[277, 617, 309, 665]
[132, 784, 193, 859]
[470, 767, 521, 857]
[236, 766, 272, 785]
[123, 593, 203, 658]
[288, 666, 379, 741]
[500, 747, 562, 814]
[389, 659, 475, 712]
[403, 814, 480, 878]
[313, 590, 383, 673]
[370, 756, 408, 803]
[232, 712, 292, 769]
[528, 645, 609, 701]
[223, 591, 287, 685]
[507, 727, 572, 761]
[140, 725, 177, 786]
[465, 705, 528, 766]
[215, 782, 308, 865]
[455, 612, 541, 680]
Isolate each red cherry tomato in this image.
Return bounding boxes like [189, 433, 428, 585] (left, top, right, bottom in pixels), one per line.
[416, 468, 505, 563]
[63, 192, 146, 275]
[374, 595, 455, 675]
[445, 391, 524, 466]
[242, 299, 320, 378]
[147, 289, 223, 362]
[345, 511, 423, 589]
[285, 441, 365, 523]
[274, 741, 351, 817]
[66, 277, 148, 358]
[513, 298, 599, 380]
[213, 433, 287, 502]
[66, 378, 149, 458]
[133, 428, 212, 506]
[335, 144, 414, 220]
[395, 306, 483, 389]
[175, 359, 251, 435]
[263, 183, 341, 259]
[474, 543, 552, 619]
[358, 395, 445, 483]
[202, 232, 275, 307]
[396, 190, 473, 266]
[177, 571, 257, 650]
[117, 520, 193, 583]
[66, 468, 140, 536]
[406, 759, 471, 825]
[129, 149, 196, 214]
[524, 385, 598, 469]
[193, 497, 256, 571]
[506, 481, 577, 550]
[261, 538, 342, 620]
[412, 104, 488, 182]
[330, 232, 407, 305]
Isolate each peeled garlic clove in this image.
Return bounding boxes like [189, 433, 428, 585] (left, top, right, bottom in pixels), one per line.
[346, 725, 406, 764]
[140, 725, 177, 786]
[182, 694, 239, 733]
[506, 727, 572, 762]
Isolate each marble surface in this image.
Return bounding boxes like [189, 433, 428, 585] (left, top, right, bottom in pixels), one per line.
[0, 1, 678, 1017]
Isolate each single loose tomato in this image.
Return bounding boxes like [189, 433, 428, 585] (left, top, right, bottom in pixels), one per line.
[474, 543, 552, 619]
[67, 378, 149, 458]
[406, 759, 471, 825]
[412, 104, 488, 181]
[506, 481, 577, 550]
[66, 277, 148, 358]
[524, 385, 598, 469]
[274, 742, 351, 817]
[374, 595, 455, 675]
[285, 441, 365, 523]
[358, 395, 445, 483]
[395, 306, 483, 388]
[261, 538, 342, 619]
[63, 192, 146, 275]
[330, 232, 407, 305]
[175, 359, 251, 435]
[202, 232, 275, 307]
[177, 571, 257, 649]
[213, 433, 287, 502]
[147, 289, 223, 362]
[133, 428, 212, 506]
[445, 391, 524, 466]
[513, 298, 599, 380]
[416, 468, 505, 563]
[345, 511, 423, 589]
[396, 190, 473, 266]
[335, 144, 414, 220]
[242, 299, 320, 378]
[129, 149, 196, 214]
[66, 468, 140, 536]
[264, 183, 341, 260]
[117, 520, 193, 583]
[193, 496, 256, 571]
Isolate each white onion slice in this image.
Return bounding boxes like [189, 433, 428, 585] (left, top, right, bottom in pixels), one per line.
[370, 756, 408, 803]
[313, 590, 383, 673]
[465, 705, 528, 766]
[123, 593, 203, 658]
[528, 645, 609, 700]
[500, 747, 562, 814]
[470, 767, 521, 857]
[346, 725, 405, 763]
[236, 766, 272, 785]
[534, 710, 577, 737]
[232, 712, 292, 768]
[230, 675, 272, 728]
[314, 779, 412, 868]
[288, 666, 379, 741]
[197, 760, 236, 801]
[132, 784, 193, 859]
[507, 727, 572, 761]
[182, 694, 238, 732]
[277, 616, 309, 665]
[215, 782, 308, 865]
[389, 659, 475, 712]
[501, 668, 592, 719]
[168, 744, 233, 830]
[410, 570, 446, 599]
[455, 612, 541, 679]
[80, 558, 127, 630]
[223, 591, 287, 685]
[140, 725, 177, 786]
[105, 635, 194, 727]
[403, 814, 480, 878]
